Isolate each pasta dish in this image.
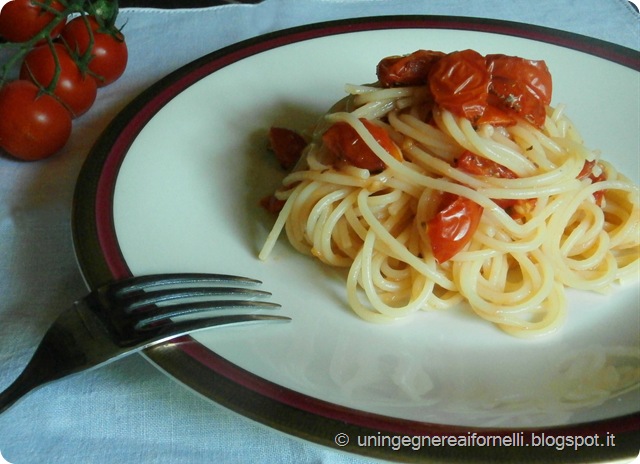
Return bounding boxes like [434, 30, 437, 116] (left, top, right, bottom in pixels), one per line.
[258, 49, 639, 337]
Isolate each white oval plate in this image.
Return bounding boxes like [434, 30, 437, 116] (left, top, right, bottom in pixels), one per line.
[73, 16, 640, 462]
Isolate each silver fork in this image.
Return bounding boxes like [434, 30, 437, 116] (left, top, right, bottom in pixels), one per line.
[0, 273, 288, 414]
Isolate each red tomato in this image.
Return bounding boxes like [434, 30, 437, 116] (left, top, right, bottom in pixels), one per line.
[428, 193, 483, 263]
[268, 127, 307, 170]
[487, 54, 552, 106]
[20, 43, 97, 118]
[61, 15, 127, 87]
[0, 0, 66, 43]
[0, 80, 72, 160]
[260, 194, 286, 215]
[455, 150, 520, 210]
[377, 50, 445, 87]
[577, 159, 607, 206]
[486, 54, 552, 127]
[455, 150, 518, 179]
[476, 95, 517, 126]
[428, 49, 490, 122]
[454, 150, 538, 214]
[577, 159, 595, 180]
[323, 119, 402, 171]
[376, 49, 553, 128]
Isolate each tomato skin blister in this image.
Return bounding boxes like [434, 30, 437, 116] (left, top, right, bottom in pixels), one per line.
[377, 49, 445, 87]
[429, 49, 491, 122]
[485, 54, 552, 127]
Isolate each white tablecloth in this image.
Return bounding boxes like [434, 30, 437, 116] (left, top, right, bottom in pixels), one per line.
[0, 1, 638, 463]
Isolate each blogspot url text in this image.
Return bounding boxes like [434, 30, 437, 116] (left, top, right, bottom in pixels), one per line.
[333, 431, 618, 452]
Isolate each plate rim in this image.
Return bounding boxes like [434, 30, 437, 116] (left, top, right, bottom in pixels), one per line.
[72, 15, 640, 462]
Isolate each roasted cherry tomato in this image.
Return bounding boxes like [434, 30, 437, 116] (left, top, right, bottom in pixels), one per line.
[377, 49, 553, 128]
[61, 15, 128, 87]
[487, 54, 552, 106]
[474, 99, 518, 127]
[268, 127, 307, 170]
[0, 80, 72, 160]
[428, 49, 490, 122]
[428, 193, 483, 263]
[577, 159, 606, 181]
[455, 150, 518, 209]
[455, 150, 518, 179]
[577, 159, 607, 206]
[323, 119, 402, 171]
[20, 43, 97, 118]
[0, 0, 66, 43]
[485, 54, 552, 127]
[260, 194, 286, 215]
[455, 150, 533, 213]
[377, 50, 445, 87]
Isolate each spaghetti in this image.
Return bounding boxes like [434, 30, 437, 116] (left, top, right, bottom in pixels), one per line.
[259, 49, 639, 337]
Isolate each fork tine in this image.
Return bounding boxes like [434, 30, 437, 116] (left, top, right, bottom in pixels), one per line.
[122, 287, 273, 312]
[133, 299, 282, 328]
[110, 273, 262, 295]
[137, 314, 291, 348]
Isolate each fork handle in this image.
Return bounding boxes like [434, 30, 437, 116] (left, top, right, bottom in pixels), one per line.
[0, 345, 58, 414]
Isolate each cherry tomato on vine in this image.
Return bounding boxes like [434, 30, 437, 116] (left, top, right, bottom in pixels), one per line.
[427, 193, 483, 263]
[0, 80, 72, 160]
[20, 43, 97, 118]
[61, 15, 128, 87]
[0, 0, 66, 43]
